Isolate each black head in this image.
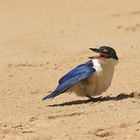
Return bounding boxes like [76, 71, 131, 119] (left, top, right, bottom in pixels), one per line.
[89, 46, 118, 60]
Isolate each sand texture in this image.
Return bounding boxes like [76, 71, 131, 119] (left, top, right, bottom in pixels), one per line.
[0, 0, 140, 140]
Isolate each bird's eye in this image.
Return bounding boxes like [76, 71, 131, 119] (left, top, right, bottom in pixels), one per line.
[102, 49, 108, 53]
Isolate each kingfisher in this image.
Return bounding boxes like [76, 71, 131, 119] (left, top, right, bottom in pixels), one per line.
[43, 46, 118, 101]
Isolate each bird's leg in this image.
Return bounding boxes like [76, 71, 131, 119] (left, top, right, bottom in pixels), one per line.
[85, 94, 94, 100]
[82, 79, 87, 86]
[82, 80, 94, 100]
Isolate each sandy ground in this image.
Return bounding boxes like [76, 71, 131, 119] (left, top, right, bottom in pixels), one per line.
[0, 0, 140, 140]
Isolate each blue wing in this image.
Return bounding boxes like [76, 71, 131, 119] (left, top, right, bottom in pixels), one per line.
[42, 64, 96, 100]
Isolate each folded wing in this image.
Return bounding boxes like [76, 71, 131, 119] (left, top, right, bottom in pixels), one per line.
[42, 64, 96, 100]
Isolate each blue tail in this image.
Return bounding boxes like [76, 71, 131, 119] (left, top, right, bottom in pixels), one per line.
[42, 92, 56, 100]
[42, 92, 55, 100]
[42, 84, 69, 101]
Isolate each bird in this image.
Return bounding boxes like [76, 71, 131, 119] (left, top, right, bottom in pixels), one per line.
[43, 46, 118, 101]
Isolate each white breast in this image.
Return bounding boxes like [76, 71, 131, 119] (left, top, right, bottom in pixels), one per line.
[86, 59, 115, 96]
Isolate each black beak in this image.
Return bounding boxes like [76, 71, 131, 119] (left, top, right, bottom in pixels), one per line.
[88, 56, 94, 59]
[89, 48, 100, 53]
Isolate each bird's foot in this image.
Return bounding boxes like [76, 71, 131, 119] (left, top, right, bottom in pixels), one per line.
[86, 94, 102, 102]
[86, 94, 95, 100]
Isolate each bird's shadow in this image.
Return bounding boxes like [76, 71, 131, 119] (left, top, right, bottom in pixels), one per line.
[47, 92, 134, 107]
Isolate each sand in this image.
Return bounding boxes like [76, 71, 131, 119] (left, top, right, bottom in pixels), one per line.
[0, 0, 140, 140]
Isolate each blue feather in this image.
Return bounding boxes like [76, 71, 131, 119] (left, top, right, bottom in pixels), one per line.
[42, 64, 96, 100]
